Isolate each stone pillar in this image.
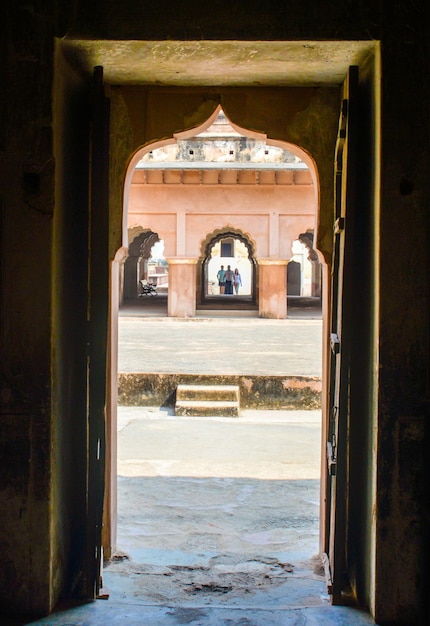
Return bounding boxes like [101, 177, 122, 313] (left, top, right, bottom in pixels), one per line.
[138, 257, 148, 281]
[287, 260, 301, 295]
[311, 258, 322, 297]
[123, 253, 138, 299]
[167, 258, 198, 317]
[258, 259, 288, 319]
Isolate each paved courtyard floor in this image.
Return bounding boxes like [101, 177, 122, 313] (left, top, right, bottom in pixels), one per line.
[26, 408, 375, 625]
[118, 312, 323, 377]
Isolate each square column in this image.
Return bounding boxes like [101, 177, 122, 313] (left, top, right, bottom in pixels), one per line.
[167, 258, 198, 317]
[258, 259, 288, 319]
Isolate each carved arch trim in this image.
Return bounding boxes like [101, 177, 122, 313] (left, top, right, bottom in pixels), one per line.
[199, 227, 257, 305]
[199, 227, 257, 262]
[128, 229, 160, 258]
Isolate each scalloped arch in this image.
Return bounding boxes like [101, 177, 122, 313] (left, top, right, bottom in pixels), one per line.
[199, 227, 257, 262]
[128, 229, 160, 258]
[199, 227, 257, 304]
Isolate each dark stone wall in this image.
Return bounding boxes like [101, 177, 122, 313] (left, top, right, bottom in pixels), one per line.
[61, 0, 382, 41]
[1, 0, 55, 617]
[376, 12, 430, 621]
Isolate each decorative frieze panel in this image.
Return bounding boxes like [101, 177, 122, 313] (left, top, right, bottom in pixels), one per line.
[133, 167, 312, 186]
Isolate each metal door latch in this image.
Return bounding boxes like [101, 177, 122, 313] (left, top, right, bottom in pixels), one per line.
[327, 441, 337, 476]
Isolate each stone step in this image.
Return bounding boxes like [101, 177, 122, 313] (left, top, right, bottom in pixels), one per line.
[175, 400, 239, 417]
[176, 384, 239, 402]
[175, 384, 240, 416]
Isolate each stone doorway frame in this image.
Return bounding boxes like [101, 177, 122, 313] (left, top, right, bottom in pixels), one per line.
[95, 43, 380, 613]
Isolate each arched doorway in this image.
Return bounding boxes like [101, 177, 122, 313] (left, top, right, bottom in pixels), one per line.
[105, 99, 327, 595]
[122, 106, 318, 319]
[123, 229, 160, 301]
[298, 231, 322, 299]
[199, 228, 257, 306]
[287, 233, 322, 300]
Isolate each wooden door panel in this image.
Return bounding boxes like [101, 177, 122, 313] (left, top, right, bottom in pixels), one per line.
[324, 66, 358, 602]
[86, 65, 110, 598]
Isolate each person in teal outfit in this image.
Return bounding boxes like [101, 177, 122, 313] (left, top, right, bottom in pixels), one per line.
[217, 265, 226, 294]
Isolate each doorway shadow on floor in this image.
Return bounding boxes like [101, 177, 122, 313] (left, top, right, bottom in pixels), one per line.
[103, 474, 324, 609]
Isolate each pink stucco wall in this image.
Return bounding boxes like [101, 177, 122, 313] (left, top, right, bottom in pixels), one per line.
[126, 165, 316, 317]
[128, 168, 315, 261]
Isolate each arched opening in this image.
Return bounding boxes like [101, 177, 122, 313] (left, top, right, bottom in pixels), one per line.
[199, 228, 257, 306]
[121, 106, 318, 319]
[123, 229, 160, 300]
[298, 231, 322, 299]
[287, 233, 322, 316]
[146, 240, 168, 295]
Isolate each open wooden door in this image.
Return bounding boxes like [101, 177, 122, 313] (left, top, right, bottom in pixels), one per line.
[324, 66, 358, 603]
[85, 65, 110, 598]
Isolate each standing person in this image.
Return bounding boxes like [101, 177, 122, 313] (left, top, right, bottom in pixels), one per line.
[217, 265, 226, 294]
[233, 268, 242, 294]
[224, 265, 234, 295]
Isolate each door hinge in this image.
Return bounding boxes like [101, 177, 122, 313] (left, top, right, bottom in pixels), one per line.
[322, 552, 334, 595]
[334, 217, 345, 234]
[330, 333, 340, 354]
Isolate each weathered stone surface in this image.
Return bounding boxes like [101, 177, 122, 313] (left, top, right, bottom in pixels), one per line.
[175, 400, 240, 417]
[176, 384, 240, 402]
[118, 373, 321, 410]
[175, 384, 240, 416]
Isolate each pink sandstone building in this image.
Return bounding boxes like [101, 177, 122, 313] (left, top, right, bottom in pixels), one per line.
[123, 108, 320, 318]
